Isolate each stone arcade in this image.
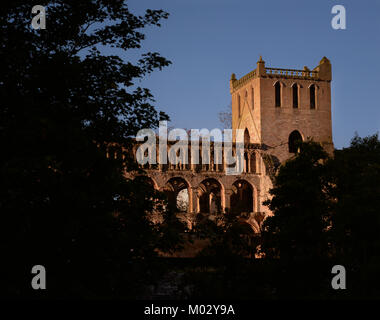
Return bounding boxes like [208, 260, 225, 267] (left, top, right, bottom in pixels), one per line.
[122, 56, 334, 238]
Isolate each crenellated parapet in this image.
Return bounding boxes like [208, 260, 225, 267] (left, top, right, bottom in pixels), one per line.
[230, 56, 331, 93]
[230, 69, 257, 92]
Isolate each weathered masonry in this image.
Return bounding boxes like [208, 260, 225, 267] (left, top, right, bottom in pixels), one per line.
[125, 57, 334, 233]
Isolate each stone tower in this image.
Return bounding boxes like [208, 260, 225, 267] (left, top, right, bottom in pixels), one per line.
[230, 56, 334, 164]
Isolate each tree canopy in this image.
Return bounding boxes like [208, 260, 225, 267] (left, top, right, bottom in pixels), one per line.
[260, 135, 380, 298]
[0, 0, 184, 298]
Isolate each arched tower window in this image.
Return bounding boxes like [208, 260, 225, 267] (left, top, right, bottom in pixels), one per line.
[310, 84, 316, 109]
[238, 94, 241, 116]
[275, 82, 281, 107]
[288, 130, 303, 153]
[292, 83, 298, 108]
[244, 128, 250, 144]
[251, 87, 254, 110]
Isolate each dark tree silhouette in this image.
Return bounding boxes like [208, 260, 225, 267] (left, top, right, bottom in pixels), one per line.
[0, 1, 185, 298]
[328, 134, 380, 297]
[261, 141, 332, 261]
[260, 136, 380, 298]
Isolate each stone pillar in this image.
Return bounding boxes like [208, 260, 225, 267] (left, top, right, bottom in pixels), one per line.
[317, 56, 331, 81]
[223, 189, 234, 213]
[230, 73, 236, 94]
[209, 193, 213, 213]
[254, 187, 260, 212]
[251, 151, 256, 174]
[189, 187, 199, 213]
[256, 56, 266, 77]
[254, 151, 260, 174]
[215, 142, 222, 172]
[190, 147, 197, 172]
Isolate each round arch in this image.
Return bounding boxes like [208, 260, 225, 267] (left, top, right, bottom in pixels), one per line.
[164, 177, 191, 213]
[197, 178, 223, 214]
[230, 179, 255, 215]
[288, 130, 303, 153]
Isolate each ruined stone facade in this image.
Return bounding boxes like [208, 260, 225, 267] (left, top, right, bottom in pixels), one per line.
[231, 56, 333, 163]
[126, 57, 334, 234]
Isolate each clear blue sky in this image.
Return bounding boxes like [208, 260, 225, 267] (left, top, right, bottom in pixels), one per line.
[125, 0, 380, 149]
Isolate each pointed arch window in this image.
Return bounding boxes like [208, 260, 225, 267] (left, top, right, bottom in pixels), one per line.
[310, 84, 316, 109]
[275, 82, 281, 107]
[292, 83, 298, 108]
[244, 128, 250, 144]
[238, 94, 241, 116]
[251, 87, 254, 110]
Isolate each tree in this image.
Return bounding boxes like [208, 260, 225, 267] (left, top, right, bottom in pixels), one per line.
[194, 212, 258, 260]
[261, 141, 332, 261]
[328, 134, 380, 297]
[258, 141, 334, 298]
[218, 104, 232, 129]
[0, 1, 184, 298]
